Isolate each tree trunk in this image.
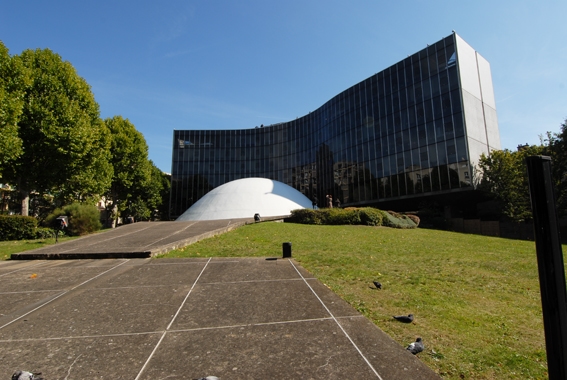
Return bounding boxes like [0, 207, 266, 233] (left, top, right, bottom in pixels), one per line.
[21, 189, 29, 216]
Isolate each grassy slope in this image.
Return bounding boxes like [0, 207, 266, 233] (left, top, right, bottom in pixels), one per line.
[162, 222, 561, 380]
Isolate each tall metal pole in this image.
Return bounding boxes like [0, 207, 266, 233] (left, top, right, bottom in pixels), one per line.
[526, 155, 567, 379]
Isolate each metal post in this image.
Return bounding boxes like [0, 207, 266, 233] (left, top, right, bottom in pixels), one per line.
[526, 155, 567, 379]
[282, 242, 292, 258]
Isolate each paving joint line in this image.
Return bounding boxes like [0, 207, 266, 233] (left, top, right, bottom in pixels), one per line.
[0, 259, 130, 331]
[140, 222, 197, 250]
[0, 261, 45, 278]
[0, 289, 63, 295]
[50, 226, 154, 253]
[134, 257, 212, 380]
[0, 316, 365, 343]
[289, 259, 384, 380]
[201, 277, 317, 285]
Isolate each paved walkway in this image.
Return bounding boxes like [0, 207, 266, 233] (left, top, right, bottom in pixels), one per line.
[2, 221, 441, 379]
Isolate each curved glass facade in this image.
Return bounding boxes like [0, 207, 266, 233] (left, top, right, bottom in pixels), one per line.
[170, 33, 500, 218]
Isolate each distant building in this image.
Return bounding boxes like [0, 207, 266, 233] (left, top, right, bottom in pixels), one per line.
[170, 32, 500, 219]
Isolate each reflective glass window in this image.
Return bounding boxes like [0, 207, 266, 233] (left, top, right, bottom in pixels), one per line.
[420, 57, 429, 80]
[453, 113, 465, 138]
[439, 70, 449, 94]
[434, 120, 445, 142]
[450, 89, 462, 114]
[428, 144, 438, 167]
[422, 78, 432, 101]
[424, 99, 434, 123]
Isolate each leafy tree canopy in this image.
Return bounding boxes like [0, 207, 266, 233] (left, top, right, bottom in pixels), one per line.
[105, 116, 163, 221]
[545, 118, 567, 216]
[2, 47, 112, 214]
[478, 145, 546, 222]
[0, 41, 28, 175]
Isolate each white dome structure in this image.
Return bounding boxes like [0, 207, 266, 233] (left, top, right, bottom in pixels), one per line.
[176, 178, 312, 221]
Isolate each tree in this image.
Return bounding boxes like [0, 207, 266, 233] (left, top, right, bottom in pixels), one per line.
[478, 145, 546, 222]
[148, 161, 170, 220]
[0, 41, 27, 175]
[104, 116, 155, 223]
[124, 161, 168, 221]
[2, 47, 112, 215]
[545, 118, 567, 216]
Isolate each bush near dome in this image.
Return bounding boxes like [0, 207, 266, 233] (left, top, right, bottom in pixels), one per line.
[289, 207, 418, 228]
[44, 203, 102, 236]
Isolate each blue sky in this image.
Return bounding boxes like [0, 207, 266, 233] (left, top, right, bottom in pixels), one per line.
[1, 1, 566, 173]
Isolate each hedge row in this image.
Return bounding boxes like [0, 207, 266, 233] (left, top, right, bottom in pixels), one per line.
[288, 207, 418, 228]
[0, 215, 40, 241]
[1, 203, 102, 241]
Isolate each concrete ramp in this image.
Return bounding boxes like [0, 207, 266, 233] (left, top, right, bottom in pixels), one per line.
[11, 220, 250, 260]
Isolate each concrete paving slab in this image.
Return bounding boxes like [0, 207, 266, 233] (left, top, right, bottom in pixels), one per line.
[0, 265, 118, 292]
[142, 320, 380, 380]
[0, 254, 441, 379]
[0, 285, 192, 340]
[171, 279, 332, 329]
[0, 334, 162, 379]
[0, 290, 62, 322]
[90, 259, 205, 288]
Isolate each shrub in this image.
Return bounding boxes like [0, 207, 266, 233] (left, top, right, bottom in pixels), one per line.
[289, 209, 324, 225]
[45, 202, 102, 236]
[382, 211, 418, 229]
[405, 214, 420, 227]
[0, 215, 38, 241]
[359, 208, 384, 226]
[35, 227, 57, 239]
[320, 208, 361, 225]
[289, 207, 417, 229]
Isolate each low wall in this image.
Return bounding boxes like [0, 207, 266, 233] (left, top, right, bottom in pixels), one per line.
[448, 218, 567, 243]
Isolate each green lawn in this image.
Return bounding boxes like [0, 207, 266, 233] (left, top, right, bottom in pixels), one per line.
[161, 222, 563, 380]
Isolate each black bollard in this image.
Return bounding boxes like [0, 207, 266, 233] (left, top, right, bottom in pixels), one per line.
[282, 242, 292, 258]
[526, 155, 567, 380]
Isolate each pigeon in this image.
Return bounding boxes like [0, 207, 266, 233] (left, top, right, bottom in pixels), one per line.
[12, 371, 44, 380]
[406, 337, 424, 355]
[372, 281, 382, 289]
[393, 314, 414, 323]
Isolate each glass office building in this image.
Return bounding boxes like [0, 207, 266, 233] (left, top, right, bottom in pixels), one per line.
[170, 32, 500, 219]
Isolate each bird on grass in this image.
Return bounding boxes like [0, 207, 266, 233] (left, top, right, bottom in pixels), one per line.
[393, 314, 414, 323]
[12, 371, 44, 380]
[406, 337, 424, 355]
[372, 281, 382, 289]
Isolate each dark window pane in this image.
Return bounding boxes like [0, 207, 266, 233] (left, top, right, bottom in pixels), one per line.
[432, 96, 442, 121]
[420, 57, 429, 79]
[456, 136, 467, 161]
[422, 78, 432, 101]
[439, 70, 449, 94]
[453, 113, 465, 138]
[441, 92, 452, 117]
[418, 124, 427, 146]
[424, 99, 434, 123]
[435, 119, 445, 142]
[444, 117, 454, 140]
[451, 89, 462, 114]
